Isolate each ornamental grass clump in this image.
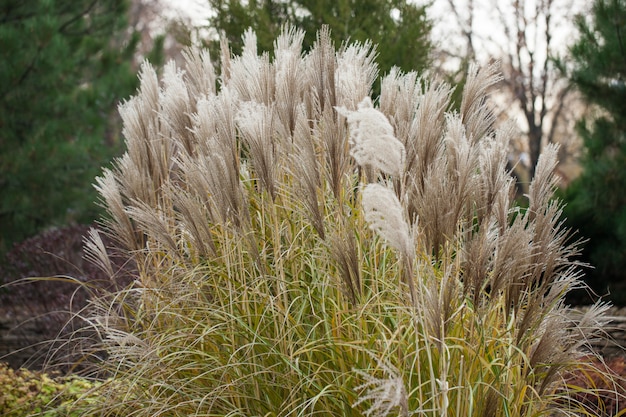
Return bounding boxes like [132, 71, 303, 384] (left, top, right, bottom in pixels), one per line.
[75, 26, 616, 416]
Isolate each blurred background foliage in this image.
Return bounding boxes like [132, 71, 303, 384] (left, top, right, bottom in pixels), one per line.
[560, 0, 626, 304]
[206, 0, 432, 76]
[0, 0, 625, 306]
[0, 0, 163, 254]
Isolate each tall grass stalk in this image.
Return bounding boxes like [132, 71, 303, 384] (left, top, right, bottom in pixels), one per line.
[73, 26, 615, 416]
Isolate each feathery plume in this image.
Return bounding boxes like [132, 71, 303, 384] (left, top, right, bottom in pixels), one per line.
[274, 26, 306, 135]
[317, 105, 350, 200]
[394, 75, 452, 223]
[337, 97, 405, 177]
[291, 105, 325, 237]
[228, 29, 275, 104]
[168, 185, 216, 258]
[83, 227, 115, 279]
[335, 40, 378, 110]
[528, 143, 560, 218]
[219, 31, 231, 83]
[182, 47, 216, 99]
[460, 62, 502, 141]
[379, 67, 421, 127]
[353, 355, 409, 417]
[305, 25, 337, 115]
[443, 113, 480, 223]
[94, 169, 139, 252]
[330, 222, 361, 304]
[124, 201, 179, 258]
[401, 76, 452, 178]
[236, 100, 277, 198]
[161, 61, 194, 155]
[477, 122, 516, 226]
[361, 183, 412, 257]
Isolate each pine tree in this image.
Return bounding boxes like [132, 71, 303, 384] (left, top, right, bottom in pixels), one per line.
[0, 0, 148, 253]
[562, 0, 626, 303]
[206, 0, 432, 76]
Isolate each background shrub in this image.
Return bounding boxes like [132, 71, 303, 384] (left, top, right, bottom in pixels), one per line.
[0, 0, 147, 254]
[0, 362, 104, 417]
[560, 0, 626, 305]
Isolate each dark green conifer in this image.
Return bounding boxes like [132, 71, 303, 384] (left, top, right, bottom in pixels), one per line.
[206, 0, 432, 76]
[563, 0, 626, 303]
[0, 0, 153, 252]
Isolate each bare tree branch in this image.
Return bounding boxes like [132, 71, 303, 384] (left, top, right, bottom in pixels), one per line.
[436, 0, 583, 179]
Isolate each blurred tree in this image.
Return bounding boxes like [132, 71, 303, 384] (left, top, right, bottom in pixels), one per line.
[204, 0, 433, 76]
[561, 0, 626, 304]
[439, 0, 586, 181]
[0, 0, 159, 253]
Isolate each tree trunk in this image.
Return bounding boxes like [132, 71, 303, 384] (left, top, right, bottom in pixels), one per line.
[528, 123, 543, 179]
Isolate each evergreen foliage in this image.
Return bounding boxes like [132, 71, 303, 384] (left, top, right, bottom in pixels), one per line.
[562, 0, 626, 303]
[206, 0, 432, 76]
[0, 0, 152, 253]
